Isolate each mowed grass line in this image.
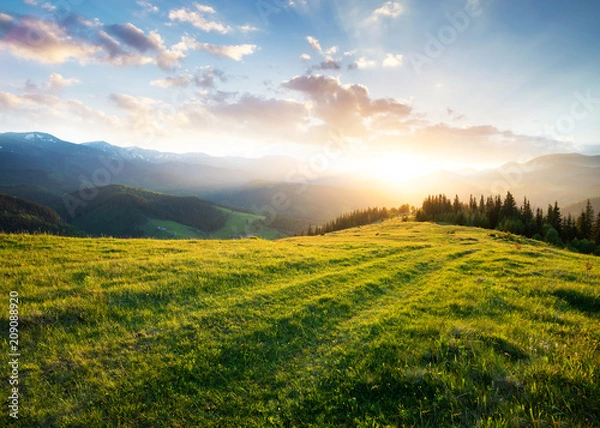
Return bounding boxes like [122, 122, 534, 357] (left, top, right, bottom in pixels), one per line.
[0, 220, 599, 426]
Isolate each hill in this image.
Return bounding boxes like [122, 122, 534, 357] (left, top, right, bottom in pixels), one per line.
[562, 196, 600, 217]
[53, 184, 228, 238]
[1, 221, 598, 426]
[0, 193, 76, 235]
[52, 184, 284, 239]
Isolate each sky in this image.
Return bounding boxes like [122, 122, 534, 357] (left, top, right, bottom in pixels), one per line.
[0, 0, 599, 181]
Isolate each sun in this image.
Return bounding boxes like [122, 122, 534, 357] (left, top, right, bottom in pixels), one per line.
[371, 153, 429, 183]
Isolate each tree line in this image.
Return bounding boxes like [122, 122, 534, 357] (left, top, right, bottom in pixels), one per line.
[306, 205, 412, 236]
[415, 193, 600, 255]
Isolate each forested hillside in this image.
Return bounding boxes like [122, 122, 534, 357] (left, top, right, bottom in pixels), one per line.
[416, 193, 600, 255]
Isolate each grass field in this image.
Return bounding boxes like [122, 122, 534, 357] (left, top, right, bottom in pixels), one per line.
[139, 218, 208, 239]
[208, 208, 285, 240]
[1, 220, 599, 426]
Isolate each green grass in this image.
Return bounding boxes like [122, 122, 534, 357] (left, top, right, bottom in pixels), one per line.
[209, 207, 285, 240]
[139, 218, 208, 239]
[1, 220, 599, 427]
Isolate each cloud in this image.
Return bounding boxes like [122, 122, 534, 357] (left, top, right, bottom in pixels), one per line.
[150, 67, 228, 89]
[306, 36, 337, 56]
[0, 13, 186, 70]
[369, 1, 403, 20]
[150, 75, 191, 89]
[136, 0, 159, 14]
[104, 23, 160, 53]
[306, 36, 322, 53]
[349, 57, 377, 70]
[239, 24, 259, 32]
[377, 123, 573, 164]
[209, 95, 308, 132]
[177, 36, 257, 61]
[0, 91, 25, 109]
[109, 93, 158, 113]
[313, 57, 341, 71]
[447, 108, 466, 121]
[300, 53, 311, 61]
[382, 53, 403, 67]
[194, 67, 228, 88]
[0, 75, 119, 134]
[0, 14, 99, 64]
[288, 0, 308, 7]
[41, 2, 56, 12]
[168, 3, 231, 34]
[282, 74, 411, 134]
[48, 73, 79, 90]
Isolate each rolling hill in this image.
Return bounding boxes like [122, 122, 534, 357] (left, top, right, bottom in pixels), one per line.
[1, 220, 598, 426]
[0, 193, 77, 235]
[51, 184, 284, 239]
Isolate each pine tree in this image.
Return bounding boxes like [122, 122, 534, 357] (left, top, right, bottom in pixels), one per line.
[502, 191, 518, 221]
[584, 199, 595, 240]
[594, 212, 600, 245]
[576, 205, 594, 240]
[453, 194, 461, 214]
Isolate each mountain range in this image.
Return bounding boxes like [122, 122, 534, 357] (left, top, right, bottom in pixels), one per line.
[0, 131, 598, 236]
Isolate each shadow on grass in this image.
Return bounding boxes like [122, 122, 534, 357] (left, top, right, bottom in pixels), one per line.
[553, 288, 600, 316]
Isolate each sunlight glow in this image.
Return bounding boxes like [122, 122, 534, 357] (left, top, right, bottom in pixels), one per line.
[370, 153, 430, 183]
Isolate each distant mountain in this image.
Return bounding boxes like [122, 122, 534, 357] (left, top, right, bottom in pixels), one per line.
[1, 132, 599, 234]
[52, 184, 227, 238]
[561, 197, 600, 217]
[0, 193, 76, 235]
[0, 132, 296, 201]
[203, 181, 402, 234]
[398, 153, 600, 208]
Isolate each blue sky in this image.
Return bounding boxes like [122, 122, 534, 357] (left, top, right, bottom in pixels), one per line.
[0, 0, 599, 178]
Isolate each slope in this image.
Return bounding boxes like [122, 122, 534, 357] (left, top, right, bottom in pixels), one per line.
[562, 196, 600, 217]
[0, 193, 77, 235]
[1, 221, 598, 426]
[53, 184, 228, 238]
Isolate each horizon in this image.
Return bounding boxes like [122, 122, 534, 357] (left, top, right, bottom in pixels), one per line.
[1, 0, 600, 183]
[3, 130, 598, 182]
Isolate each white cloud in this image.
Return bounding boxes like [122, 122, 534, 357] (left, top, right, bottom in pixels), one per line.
[168, 3, 231, 34]
[177, 36, 257, 61]
[48, 73, 80, 91]
[367, 1, 403, 23]
[372, 1, 403, 18]
[0, 13, 187, 70]
[0, 16, 99, 64]
[41, 2, 55, 12]
[136, 0, 159, 13]
[0, 91, 26, 109]
[150, 76, 191, 88]
[382, 53, 403, 67]
[239, 24, 259, 32]
[150, 67, 227, 89]
[306, 36, 337, 56]
[354, 57, 377, 69]
[300, 53, 311, 61]
[282, 74, 412, 134]
[306, 36, 322, 53]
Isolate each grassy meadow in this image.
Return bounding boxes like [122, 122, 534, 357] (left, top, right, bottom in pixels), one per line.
[1, 220, 599, 426]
